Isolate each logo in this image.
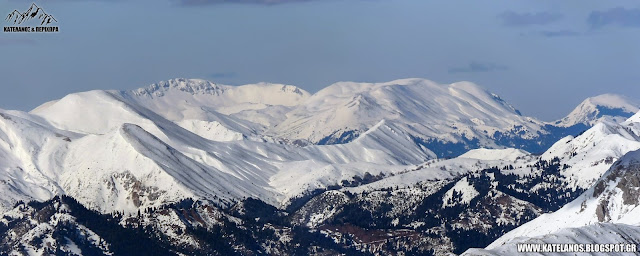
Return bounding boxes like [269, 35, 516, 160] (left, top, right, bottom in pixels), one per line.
[4, 3, 59, 33]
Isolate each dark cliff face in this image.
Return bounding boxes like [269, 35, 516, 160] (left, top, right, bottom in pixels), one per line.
[589, 161, 640, 222]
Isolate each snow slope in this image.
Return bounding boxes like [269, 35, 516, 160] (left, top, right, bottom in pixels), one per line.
[268, 78, 544, 149]
[459, 148, 529, 162]
[555, 94, 639, 127]
[0, 110, 75, 210]
[464, 223, 640, 256]
[31, 79, 309, 138]
[441, 176, 479, 207]
[540, 120, 640, 190]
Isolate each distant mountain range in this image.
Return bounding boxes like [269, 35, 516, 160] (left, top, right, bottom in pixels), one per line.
[34, 78, 637, 157]
[0, 77, 639, 255]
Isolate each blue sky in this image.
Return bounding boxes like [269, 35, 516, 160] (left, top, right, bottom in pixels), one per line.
[1, 0, 639, 120]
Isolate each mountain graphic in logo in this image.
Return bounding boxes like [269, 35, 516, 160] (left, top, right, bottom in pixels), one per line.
[6, 3, 57, 25]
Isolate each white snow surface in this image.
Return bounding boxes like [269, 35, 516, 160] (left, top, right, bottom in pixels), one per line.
[268, 78, 545, 145]
[442, 176, 479, 207]
[556, 94, 639, 127]
[460, 148, 529, 162]
[464, 223, 640, 256]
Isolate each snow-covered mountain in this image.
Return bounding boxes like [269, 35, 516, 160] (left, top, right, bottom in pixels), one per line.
[1, 77, 639, 255]
[453, 116, 640, 198]
[473, 147, 640, 252]
[3, 77, 636, 214]
[1, 84, 438, 214]
[30, 78, 626, 158]
[279, 115, 640, 253]
[286, 111, 640, 254]
[32, 78, 310, 140]
[540, 121, 640, 190]
[555, 94, 639, 127]
[267, 78, 550, 155]
[462, 116, 640, 255]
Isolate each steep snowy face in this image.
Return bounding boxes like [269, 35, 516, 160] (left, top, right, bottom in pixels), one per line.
[268, 78, 542, 151]
[622, 111, 640, 137]
[483, 147, 640, 250]
[59, 124, 202, 213]
[555, 94, 639, 127]
[0, 110, 79, 211]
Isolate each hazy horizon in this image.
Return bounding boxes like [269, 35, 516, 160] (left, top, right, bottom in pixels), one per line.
[1, 0, 639, 121]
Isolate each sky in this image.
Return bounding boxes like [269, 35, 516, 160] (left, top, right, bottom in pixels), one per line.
[1, 0, 639, 121]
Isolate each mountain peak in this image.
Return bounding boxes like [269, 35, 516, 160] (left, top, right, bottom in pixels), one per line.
[272, 82, 307, 96]
[128, 78, 310, 102]
[583, 94, 639, 114]
[131, 78, 224, 98]
[556, 94, 639, 127]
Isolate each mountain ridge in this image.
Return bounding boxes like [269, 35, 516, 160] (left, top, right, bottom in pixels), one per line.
[31, 78, 631, 156]
[1, 77, 639, 255]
